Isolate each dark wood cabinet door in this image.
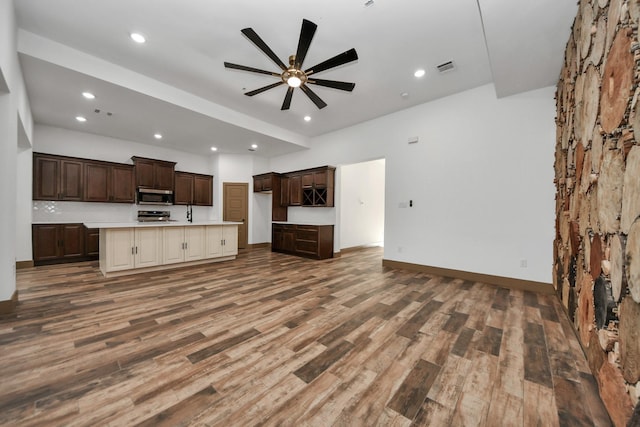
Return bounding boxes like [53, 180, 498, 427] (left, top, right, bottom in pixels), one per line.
[174, 172, 194, 205]
[85, 228, 99, 257]
[302, 173, 314, 188]
[60, 160, 83, 201]
[312, 170, 328, 187]
[110, 165, 135, 203]
[193, 174, 213, 206]
[32, 225, 60, 261]
[280, 177, 290, 206]
[154, 163, 175, 191]
[134, 158, 155, 188]
[261, 175, 272, 191]
[33, 156, 60, 200]
[282, 231, 295, 252]
[60, 224, 85, 258]
[253, 176, 263, 192]
[289, 175, 302, 206]
[84, 162, 110, 202]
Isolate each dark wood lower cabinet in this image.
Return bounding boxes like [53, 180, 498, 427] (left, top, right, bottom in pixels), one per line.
[272, 223, 333, 260]
[32, 224, 98, 266]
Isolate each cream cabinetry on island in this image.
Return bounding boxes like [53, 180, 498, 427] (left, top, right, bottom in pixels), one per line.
[102, 227, 162, 272]
[163, 225, 207, 264]
[94, 222, 240, 277]
[205, 224, 238, 258]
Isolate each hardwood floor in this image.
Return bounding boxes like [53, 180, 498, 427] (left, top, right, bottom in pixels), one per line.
[1, 247, 611, 426]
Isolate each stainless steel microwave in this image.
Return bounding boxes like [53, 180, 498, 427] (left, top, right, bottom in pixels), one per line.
[136, 188, 174, 205]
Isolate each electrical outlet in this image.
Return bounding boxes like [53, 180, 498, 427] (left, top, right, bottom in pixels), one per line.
[398, 246, 403, 253]
[520, 259, 527, 268]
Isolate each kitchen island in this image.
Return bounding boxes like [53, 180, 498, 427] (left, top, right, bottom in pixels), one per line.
[85, 221, 241, 277]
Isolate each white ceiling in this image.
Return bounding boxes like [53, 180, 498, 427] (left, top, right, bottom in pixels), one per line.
[15, 0, 577, 157]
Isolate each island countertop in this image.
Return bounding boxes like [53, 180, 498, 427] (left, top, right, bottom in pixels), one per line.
[84, 221, 242, 229]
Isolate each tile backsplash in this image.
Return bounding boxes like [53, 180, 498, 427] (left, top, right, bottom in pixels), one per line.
[32, 201, 215, 223]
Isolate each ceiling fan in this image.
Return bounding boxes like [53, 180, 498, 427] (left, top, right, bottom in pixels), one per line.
[224, 19, 358, 110]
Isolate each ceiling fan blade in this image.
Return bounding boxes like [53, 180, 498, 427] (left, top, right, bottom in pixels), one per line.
[245, 81, 285, 96]
[308, 78, 355, 92]
[281, 87, 294, 110]
[305, 48, 358, 76]
[294, 19, 317, 69]
[224, 62, 280, 77]
[241, 27, 287, 71]
[300, 84, 327, 109]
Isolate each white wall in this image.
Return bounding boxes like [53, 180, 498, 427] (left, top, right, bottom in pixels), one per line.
[269, 84, 556, 283]
[340, 159, 385, 249]
[1, 0, 33, 301]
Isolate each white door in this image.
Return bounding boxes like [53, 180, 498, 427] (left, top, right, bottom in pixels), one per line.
[222, 225, 238, 256]
[135, 227, 161, 268]
[205, 225, 223, 258]
[163, 227, 185, 264]
[105, 228, 134, 272]
[184, 226, 205, 261]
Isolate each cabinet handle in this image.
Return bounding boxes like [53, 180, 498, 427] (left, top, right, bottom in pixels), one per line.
[185, 242, 188, 250]
[131, 247, 134, 255]
[135, 246, 138, 254]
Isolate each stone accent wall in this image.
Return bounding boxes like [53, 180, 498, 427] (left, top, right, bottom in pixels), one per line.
[554, 0, 640, 425]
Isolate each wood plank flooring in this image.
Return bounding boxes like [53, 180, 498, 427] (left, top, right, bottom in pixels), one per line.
[1, 247, 612, 426]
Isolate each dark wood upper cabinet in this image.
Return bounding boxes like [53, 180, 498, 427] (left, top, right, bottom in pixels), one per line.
[193, 174, 213, 206]
[133, 158, 155, 188]
[110, 164, 135, 202]
[297, 166, 334, 207]
[253, 174, 273, 192]
[60, 160, 84, 201]
[155, 163, 175, 191]
[174, 171, 213, 206]
[280, 177, 290, 207]
[84, 162, 110, 202]
[288, 174, 302, 206]
[132, 156, 176, 191]
[174, 172, 193, 205]
[33, 154, 83, 201]
[84, 161, 134, 203]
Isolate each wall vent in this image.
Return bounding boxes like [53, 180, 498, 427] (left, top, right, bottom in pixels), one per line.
[436, 60, 456, 73]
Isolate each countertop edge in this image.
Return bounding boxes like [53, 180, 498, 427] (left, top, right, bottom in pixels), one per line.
[81, 221, 242, 228]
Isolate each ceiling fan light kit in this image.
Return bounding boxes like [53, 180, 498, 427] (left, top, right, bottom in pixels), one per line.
[224, 19, 358, 110]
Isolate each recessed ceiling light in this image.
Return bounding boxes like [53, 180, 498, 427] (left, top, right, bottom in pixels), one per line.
[304, 116, 311, 122]
[130, 32, 146, 43]
[414, 69, 426, 78]
[154, 133, 162, 139]
[82, 92, 95, 99]
[251, 144, 258, 149]
[401, 92, 409, 98]
[364, 0, 375, 6]
[210, 146, 218, 152]
[76, 116, 87, 122]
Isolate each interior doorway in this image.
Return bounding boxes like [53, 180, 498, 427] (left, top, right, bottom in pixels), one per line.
[339, 159, 385, 250]
[223, 182, 248, 249]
